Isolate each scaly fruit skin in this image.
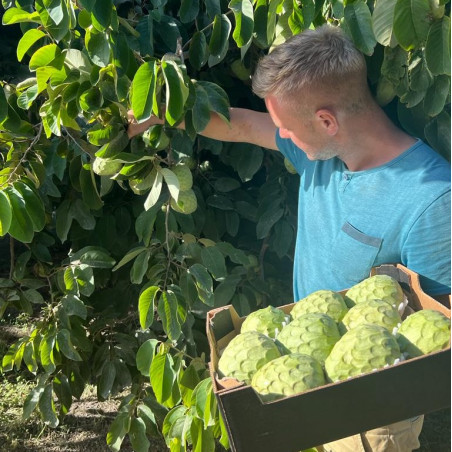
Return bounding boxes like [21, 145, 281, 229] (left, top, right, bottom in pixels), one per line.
[171, 165, 193, 191]
[396, 309, 451, 358]
[218, 331, 282, 384]
[251, 353, 325, 402]
[344, 274, 404, 309]
[339, 298, 402, 334]
[170, 189, 197, 214]
[292, 290, 348, 323]
[277, 313, 341, 366]
[325, 324, 401, 382]
[241, 306, 289, 338]
[92, 157, 122, 176]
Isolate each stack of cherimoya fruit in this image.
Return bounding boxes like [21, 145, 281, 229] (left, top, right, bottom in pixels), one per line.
[217, 275, 451, 402]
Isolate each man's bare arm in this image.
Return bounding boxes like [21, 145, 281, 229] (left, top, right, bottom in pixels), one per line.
[127, 107, 278, 151]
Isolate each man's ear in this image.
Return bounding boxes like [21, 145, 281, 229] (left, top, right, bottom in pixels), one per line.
[315, 109, 338, 136]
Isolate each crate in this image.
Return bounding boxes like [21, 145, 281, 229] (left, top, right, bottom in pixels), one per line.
[206, 264, 451, 452]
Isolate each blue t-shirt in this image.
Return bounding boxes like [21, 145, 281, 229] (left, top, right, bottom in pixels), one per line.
[276, 132, 451, 300]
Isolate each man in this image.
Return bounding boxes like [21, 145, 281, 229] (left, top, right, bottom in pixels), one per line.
[129, 25, 451, 451]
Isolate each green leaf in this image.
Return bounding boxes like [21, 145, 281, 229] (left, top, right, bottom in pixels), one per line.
[39, 383, 59, 427]
[344, 1, 377, 56]
[136, 339, 159, 376]
[131, 250, 151, 284]
[192, 378, 217, 426]
[14, 181, 45, 232]
[131, 60, 158, 123]
[196, 81, 230, 122]
[157, 290, 181, 342]
[61, 294, 87, 319]
[189, 32, 208, 70]
[79, 167, 103, 210]
[98, 360, 116, 400]
[23, 288, 44, 304]
[106, 410, 131, 452]
[23, 341, 38, 374]
[40, 332, 56, 373]
[57, 329, 82, 361]
[23, 385, 45, 420]
[160, 168, 180, 201]
[129, 417, 150, 452]
[425, 17, 451, 76]
[256, 207, 284, 239]
[113, 246, 148, 271]
[188, 263, 214, 305]
[162, 59, 189, 126]
[29, 44, 61, 71]
[150, 353, 175, 404]
[17, 29, 46, 62]
[91, 0, 112, 31]
[201, 246, 227, 281]
[0, 190, 12, 236]
[229, 0, 254, 47]
[209, 14, 232, 57]
[424, 111, 451, 159]
[179, 0, 199, 23]
[393, 0, 431, 50]
[191, 83, 211, 132]
[139, 286, 160, 329]
[2, 7, 41, 24]
[137, 404, 159, 437]
[191, 418, 215, 452]
[55, 199, 72, 243]
[424, 75, 450, 116]
[85, 27, 111, 67]
[144, 169, 163, 210]
[53, 374, 72, 415]
[4, 187, 34, 243]
[79, 86, 103, 112]
[372, 0, 398, 46]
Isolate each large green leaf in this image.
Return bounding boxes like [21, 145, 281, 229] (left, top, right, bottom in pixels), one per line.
[57, 329, 82, 361]
[53, 374, 72, 415]
[14, 181, 45, 232]
[17, 29, 46, 62]
[91, 0, 112, 31]
[157, 290, 182, 342]
[129, 417, 150, 452]
[79, 167, 103, 210]
[162, 58, 189, 126]
[189, 32, 208, 70]
[106, 410, 131, 452]
[344, 1, 377, 56]
[425, 17, 451, 76]
[97, 360, 116, 400]
[136, 338, 158, 376]
[131, 60, 158, 123]
[38, 384, 59, 427]
[191, 83, 211, 132]
[0, 191, 12, 236]
[139, 286, 160, 329]
[209, 14, 232, 57]
[39, 332, 56, 373]
[196, 81, 230, 122]
[192, 378, 217, 426]
[372, 0, 398, 46]
[423, 75, 450, 116]
[201, 246, 227, 281]
[4, 187, 34, 243]
[229, 0, 254, 48]
[150, 353, 175, 404]
[2, 7, 41, 24]
[130, 249, 151, 284]
[393, 0, 431, 50]
[85, 27, 111, 67]
[179, 0, 199, 23]
[23, 386, 45, 420]
[29, 44, 62, 71]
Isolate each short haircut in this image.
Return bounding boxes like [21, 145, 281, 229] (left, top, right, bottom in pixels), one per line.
[252, 25, 367, 103]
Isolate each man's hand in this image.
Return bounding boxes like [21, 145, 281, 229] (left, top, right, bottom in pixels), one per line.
[127, 111, 163, 138]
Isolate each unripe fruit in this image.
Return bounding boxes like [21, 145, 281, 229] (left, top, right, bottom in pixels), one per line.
[92, 157, 122, 176]
[396, 310, 451, 358]
[241, 306, 289, 338]
[172, 165, 193, 191]
[251, 353, 325, 402]
[170, 189, 198, 215]
[291, 290, 348, 323]
[218, 331, 282, 384]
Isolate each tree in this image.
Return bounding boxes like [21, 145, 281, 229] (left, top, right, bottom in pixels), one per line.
[0, 0, 450, 450]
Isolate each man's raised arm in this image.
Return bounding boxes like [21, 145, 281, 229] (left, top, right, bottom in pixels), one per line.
[127, 107, 278, 151]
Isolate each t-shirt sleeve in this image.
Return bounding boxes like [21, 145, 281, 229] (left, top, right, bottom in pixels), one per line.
[401, 190, 451, 295]
[275, 129, 309, 173]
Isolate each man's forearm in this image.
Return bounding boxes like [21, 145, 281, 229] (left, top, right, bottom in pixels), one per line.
[127, 107, 278, 151]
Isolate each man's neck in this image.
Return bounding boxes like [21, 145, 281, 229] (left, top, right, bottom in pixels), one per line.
[338, 108, 417, 172]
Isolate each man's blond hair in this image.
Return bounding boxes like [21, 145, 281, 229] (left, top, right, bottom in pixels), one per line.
[252, 25, 369, 112]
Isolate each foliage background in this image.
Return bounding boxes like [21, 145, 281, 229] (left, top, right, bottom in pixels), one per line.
[0, 0, 450, 450]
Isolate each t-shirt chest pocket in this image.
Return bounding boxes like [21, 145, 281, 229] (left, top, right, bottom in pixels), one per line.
[331, 221, 383, 283]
